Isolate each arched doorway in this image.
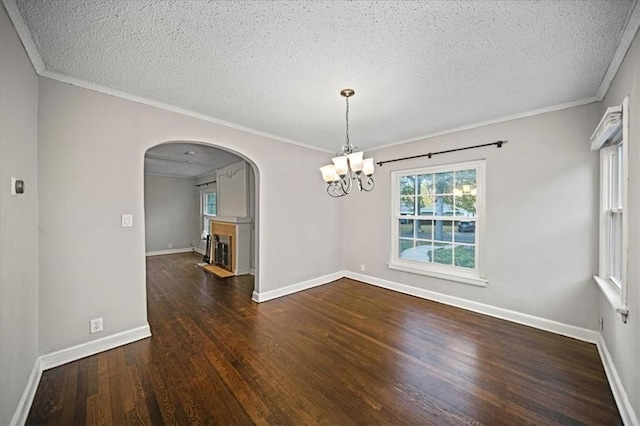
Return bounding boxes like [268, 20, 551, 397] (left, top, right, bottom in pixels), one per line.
[143, 141, 259, 295]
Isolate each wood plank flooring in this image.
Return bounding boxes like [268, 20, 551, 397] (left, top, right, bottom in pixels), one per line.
[27, 252, 621, 425]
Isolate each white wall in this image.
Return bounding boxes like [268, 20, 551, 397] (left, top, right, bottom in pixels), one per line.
[37, 77, 343, 354]
[217, 161, 249, 217]
[0, 5, 39, 424]
[343, 102, 601, 329]
[143, 174, 199, 253]
[599, 29, 640, 422]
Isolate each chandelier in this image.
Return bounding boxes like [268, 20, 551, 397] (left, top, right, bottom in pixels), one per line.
[319, 89, 375, 197]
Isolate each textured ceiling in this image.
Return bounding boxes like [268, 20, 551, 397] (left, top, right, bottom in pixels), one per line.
[6, 0, 640, 152]
[144, 143, 242, 178]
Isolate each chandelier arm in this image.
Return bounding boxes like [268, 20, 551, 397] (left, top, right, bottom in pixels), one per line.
[360, 175, 374, 192]
[328, 183, 345, 197]
[340, 172, 352, 194]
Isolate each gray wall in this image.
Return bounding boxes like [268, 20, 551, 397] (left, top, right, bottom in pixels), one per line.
[37, 77, 343, 354]
[0, 5, 39, 424]
[144, 174, 199, 253]
[342, 102, 601, 329]
[599, 29, 640, 420]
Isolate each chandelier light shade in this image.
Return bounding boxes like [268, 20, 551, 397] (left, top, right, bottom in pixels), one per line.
[320, 89, 375, 197]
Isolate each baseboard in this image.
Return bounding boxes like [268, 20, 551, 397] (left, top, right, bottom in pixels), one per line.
[10, 357, 43, 426]
[194, 247, 206, 255]
[252, 271, 343, 303]
[344, 271, 599, 344]
[40, 324, 151, 370]
[596, 334, 638, 426]
[145, 248, 195, 257]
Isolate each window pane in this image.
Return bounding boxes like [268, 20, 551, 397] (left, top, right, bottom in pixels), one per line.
[418, 196, 434, 215]
[400, 176, 416, 195]
[616, 144, 623, 208]
[417, 219, 433, 240]
[455, 169, 476, 193]
[418, 174, 434, 196]
[399, 239, 414, 259]
[454, 220, 476, 243]
[204, 192, 217, 215]
[433, 195, 455, 216]
[400, 196, 415, 215]
[611, 212, 622, 283]
[433, 220, 453, 242]
[400, 219, 414, 238]
[454, 245, 475, 268]
[430, 243, 453, 265]
[442, 195, 454, 214]
[607, 152, 615, 208]
[415, 241, 432, 262]
[455, 194, 476, 217]
[435, 172, 453, 194]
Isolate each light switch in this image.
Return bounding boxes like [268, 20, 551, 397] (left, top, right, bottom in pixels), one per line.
[121, 214, 133, 227]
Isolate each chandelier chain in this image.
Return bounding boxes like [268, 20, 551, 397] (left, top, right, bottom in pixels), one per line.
[345, 96, 350, 148]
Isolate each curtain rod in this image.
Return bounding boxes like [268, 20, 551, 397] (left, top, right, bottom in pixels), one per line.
[195, 180, 216, 188]
[376, 140, 507, 167]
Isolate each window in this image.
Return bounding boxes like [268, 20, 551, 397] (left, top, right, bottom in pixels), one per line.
[605, 143, 623, 286]
[594, 97, 628, 323]
[389, 160, 486, 286]
[202, 190, 217, 236]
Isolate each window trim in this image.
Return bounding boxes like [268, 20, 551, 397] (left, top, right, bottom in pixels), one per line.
[594, 96, 629, 321]
[388, 159, 487, 287]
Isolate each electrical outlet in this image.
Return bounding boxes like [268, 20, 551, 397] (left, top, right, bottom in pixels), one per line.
[168, 243, 173, 249]
[90, 318, 103, 334]
[360, 264, 366, 272]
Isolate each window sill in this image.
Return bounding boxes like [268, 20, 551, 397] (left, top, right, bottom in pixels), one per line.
[593, 275, 624, 311]
[388, 261, 488, 287]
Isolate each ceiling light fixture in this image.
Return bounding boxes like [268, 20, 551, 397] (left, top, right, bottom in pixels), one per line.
[184, 151, 196, 155]
[319, 89, 374, 197]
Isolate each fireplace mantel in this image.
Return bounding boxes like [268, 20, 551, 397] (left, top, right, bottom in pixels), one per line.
[211, 216, 251, 224]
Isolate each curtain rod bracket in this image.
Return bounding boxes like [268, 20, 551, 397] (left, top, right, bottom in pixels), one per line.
[616, 308, 629, 323]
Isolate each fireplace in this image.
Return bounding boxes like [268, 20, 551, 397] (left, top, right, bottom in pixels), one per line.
[214, 234, 232, 272]
[207, 218, 251, 277]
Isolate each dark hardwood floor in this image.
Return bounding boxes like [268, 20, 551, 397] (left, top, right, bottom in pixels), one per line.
[27, 252, 621, 425]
